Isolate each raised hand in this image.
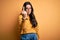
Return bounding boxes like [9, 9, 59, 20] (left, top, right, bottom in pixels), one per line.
[22, 7, 27, 20]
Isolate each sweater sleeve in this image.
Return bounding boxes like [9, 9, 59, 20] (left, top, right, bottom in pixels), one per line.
[19, 15, 22, 25]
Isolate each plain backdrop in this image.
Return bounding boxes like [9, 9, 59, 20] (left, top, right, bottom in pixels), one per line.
[0, 0, 60, 40]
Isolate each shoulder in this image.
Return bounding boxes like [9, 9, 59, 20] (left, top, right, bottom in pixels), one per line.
[19, 15, 22, 18]
[19, 15, 22, 19]
[18, 15, 23, 22]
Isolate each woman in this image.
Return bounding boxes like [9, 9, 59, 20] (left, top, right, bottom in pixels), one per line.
[18, 1, 40, 40]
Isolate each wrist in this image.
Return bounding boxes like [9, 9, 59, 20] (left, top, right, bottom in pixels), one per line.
[22, 16, 30, 20]
[22, 17, 28, 20]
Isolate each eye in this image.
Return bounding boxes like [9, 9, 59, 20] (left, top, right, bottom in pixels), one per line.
[26, 8, 31, 9]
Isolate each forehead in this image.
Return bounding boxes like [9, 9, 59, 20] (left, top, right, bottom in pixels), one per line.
[26, 4, 31, 8]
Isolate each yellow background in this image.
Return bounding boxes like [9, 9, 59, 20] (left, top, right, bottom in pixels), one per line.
[0, 0, 60, 40]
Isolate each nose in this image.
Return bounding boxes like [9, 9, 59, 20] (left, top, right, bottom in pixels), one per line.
[28, 8, 30, 10]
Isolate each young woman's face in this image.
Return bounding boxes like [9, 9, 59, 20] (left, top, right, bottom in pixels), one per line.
[26, 4, 31, 15]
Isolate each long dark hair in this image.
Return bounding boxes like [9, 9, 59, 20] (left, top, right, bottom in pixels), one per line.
[22, 1, 38, 28]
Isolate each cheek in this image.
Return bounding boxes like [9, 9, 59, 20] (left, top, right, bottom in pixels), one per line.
[26, 9, 31, 14]
[29, 9, 31, 13]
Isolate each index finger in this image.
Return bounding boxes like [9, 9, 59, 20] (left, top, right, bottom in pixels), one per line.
[22, 7, 25, 11]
